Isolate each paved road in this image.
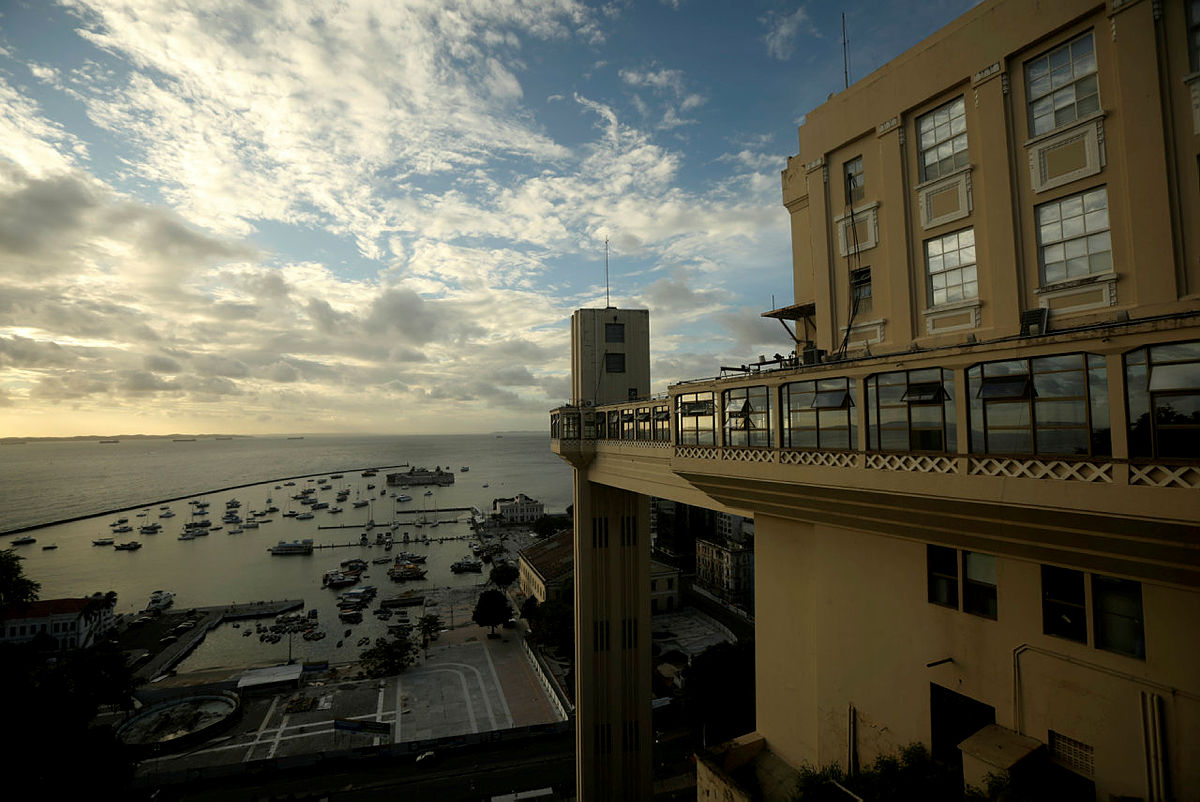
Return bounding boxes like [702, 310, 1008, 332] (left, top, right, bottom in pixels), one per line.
[164, 730, 574, 801]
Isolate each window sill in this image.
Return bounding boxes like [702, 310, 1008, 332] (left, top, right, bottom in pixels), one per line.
[913, 163, 973, 193]
[1022, 109, 1107, 149]
[1035, 271, 1116, 295]
[923, 297, 981, 315]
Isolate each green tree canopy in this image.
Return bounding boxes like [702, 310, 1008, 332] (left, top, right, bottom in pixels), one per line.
[359, 635, 419, 678]
[520, 596, 539, 622]
[489, 562, 519, 588]
[472, 589, 511, 634]
[0, 548, 40, 607]
[682, 640, 756, 747]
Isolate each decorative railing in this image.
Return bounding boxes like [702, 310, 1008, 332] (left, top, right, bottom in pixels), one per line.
[675, 446, 721, 460]
[968, 457, 1113, 483]
[779, 450, 861, 469]
[866, 454, 961, 474]
[597, 438, 672, 449]
[724, 447, 775, 464]
[1129, 463, 1200, 490]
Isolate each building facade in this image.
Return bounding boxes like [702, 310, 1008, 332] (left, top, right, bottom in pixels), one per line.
[650, 560, 682, 614]
[0, 595, 117, 651]
[553, 1, 1200, 799]
[695, 536, 753, 610]
[570, 308, 651, 407]
[518, 529, 574, 604]
[492, 493, 545, 523]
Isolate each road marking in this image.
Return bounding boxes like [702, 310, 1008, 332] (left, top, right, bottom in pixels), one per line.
[441, 660, 498, 730]
[242, 695, 279, 762]
[478, 640, 514, 729]
[394, 674, 403, 744]
[374, 679, 386, 746]
[266, 714, 290, 759]
[427, 668, 478, 733]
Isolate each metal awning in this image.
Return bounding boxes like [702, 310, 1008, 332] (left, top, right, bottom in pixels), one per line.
[761, 302, 816, 321]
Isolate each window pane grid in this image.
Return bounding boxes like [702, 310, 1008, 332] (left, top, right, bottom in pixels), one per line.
[1037, 187, 1111, 285]
[917, 96, 969, 181]
[926, 228, 977, 306]
[1026, 32, 1098, 136]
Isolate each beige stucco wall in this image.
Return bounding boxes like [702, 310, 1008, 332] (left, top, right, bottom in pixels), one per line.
[753, 514, 1200, 796]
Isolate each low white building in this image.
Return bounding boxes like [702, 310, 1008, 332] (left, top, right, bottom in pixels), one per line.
[0, 594, 117, 650]
[650, 560, 681, 614]
[492, 493, 544, 523]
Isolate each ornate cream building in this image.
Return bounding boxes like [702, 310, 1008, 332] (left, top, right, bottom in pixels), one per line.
[552, 0, 1199, 799]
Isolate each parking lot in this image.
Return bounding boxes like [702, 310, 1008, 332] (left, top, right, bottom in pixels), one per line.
[136, 622, 562, 778]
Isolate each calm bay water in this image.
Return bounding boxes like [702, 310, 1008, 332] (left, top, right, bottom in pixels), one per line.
[0, 433, 572, 670]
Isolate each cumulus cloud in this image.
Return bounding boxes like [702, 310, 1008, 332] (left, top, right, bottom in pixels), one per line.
[763, 6, 819, 61]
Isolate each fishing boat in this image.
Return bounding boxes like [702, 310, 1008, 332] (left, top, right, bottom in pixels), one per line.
[41, 544, 57, 550]
[11, 536, 36, 545]
[451, 557, 484, 573]
[178, 533, 195, 540]
[114, 541, 142, 551]
[92, 536, 114, 546]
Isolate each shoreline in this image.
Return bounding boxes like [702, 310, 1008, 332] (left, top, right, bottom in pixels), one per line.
[0, 464, 412, 537]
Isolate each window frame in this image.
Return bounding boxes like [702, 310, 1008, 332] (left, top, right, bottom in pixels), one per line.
[675, 392, 716, 446]
[866, 368, 957, 453]
[1124, 340, 1200, 461]
[722, 385, 772, 448]
[1092, 575, 1145, 659]
[844, 155, 864, 206]
[1035, 186, 1112, 286]
[782, 377, 857, 451]
[605, 352, 626, 374]
[962, 551, 998, 620]
[927, 545, 959, 609]
[968, 353, 1110, 457]
[1041, 565, 1087, 643]
[605, 322, 625, 343]
[925, 227, 978, 307]
[1024, 31, 1100, 137]
[917, 95, 969, 182]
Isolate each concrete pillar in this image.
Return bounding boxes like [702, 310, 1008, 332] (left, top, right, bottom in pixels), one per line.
[573, 474, 653, 800]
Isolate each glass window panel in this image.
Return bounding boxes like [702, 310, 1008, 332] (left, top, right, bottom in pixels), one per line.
[986, 400, 1032, 427]
[988, 429, 1033, 454]
[788, 428, 818, 449]
[1088, 251, 1112, 274]
[1042, 565, 1087, 642]
[979, 376, 1030, 399]
[1062, 215, 1086, 239]
[1035, 398, 1088, 426]
[1093, 576, 1144, 659]
[1142, 362, 1200, 391]
[1066, 257, 1091, 278]
[1150, 341, 1200, 363]
[1044, 243, 1064, 263]
[880, 427, 909, 451]
[1036, 427, 1090, 455]
[1076, 94, 1100, 116]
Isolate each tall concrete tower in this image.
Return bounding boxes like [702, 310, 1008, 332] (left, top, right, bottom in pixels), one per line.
[565, 306, 654, 800]
[570, 308, 650, 405]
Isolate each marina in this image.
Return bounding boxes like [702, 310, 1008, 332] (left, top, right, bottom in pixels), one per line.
[2, 433, 566, 673]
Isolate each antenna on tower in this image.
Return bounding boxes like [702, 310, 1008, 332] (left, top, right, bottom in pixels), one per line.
[842, 12, 850, 90]
[605, 237, 611, 308]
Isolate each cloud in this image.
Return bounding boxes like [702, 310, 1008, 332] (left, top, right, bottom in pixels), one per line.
[763, 6, 819, 60]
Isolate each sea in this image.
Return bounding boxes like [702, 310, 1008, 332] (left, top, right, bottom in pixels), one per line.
[0, 433, 572, 671]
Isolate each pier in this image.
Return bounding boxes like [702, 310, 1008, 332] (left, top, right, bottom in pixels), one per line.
[131, 599, 305, 681]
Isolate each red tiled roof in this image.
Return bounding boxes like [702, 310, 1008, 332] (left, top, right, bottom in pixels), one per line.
[0, 597, 91, 622]
[518, 529, 573, 583]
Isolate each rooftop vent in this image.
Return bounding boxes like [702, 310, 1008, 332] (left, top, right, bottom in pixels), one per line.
[1020, 308, 1050, 338]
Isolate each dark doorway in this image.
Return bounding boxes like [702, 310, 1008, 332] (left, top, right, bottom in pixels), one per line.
[930, 683, 995, 776]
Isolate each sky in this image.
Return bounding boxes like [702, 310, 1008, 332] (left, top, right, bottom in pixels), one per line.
[0, 0, 978, 437]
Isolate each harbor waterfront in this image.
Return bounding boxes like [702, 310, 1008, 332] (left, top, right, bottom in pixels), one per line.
[1, 432, 570, 671]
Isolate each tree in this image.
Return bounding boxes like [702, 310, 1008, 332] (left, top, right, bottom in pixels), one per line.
[682, 640, 755, 747]
[417, 614, 443, 658]
[472, 589, 511, 635]
[520, 596, 540, 622]
[359, 635, 419, 678]
[489, 562, 519, 589]
[0, 548, 40, 607]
